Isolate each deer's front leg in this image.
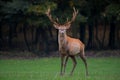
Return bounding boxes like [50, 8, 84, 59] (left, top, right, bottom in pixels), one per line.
[63, 56, 69, 73]
[60, 54, 65, 75]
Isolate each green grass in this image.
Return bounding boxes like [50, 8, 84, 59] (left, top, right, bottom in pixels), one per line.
[0, 57, 120, 80]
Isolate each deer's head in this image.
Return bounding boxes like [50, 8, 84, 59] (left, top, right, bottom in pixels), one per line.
[46, 7, 78, 34]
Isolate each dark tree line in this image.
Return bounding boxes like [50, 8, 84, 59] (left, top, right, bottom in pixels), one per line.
[0, 0, 120, 55]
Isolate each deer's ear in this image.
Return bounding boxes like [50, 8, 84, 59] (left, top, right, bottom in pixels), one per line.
[53, 24, 59, 29]
[65, 24, 71, 29]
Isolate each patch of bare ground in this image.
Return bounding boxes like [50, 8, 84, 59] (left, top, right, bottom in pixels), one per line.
[86, 50, 120, 57]
[0, 50, 120, 59]
[0, 51, 38, 59]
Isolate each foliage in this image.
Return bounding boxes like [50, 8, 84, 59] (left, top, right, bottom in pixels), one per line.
[27, 1, 57, 15]
[78, 14, 88, 23]
[27, 1, 57, 26]
[0, 0, 30, 24]
[1, 0, 29, 14]
[105, 3, 120, 20]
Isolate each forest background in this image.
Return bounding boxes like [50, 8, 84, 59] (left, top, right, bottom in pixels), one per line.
[0, 0, 120, 57]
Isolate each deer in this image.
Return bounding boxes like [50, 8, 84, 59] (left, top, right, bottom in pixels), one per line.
[45, 7, 88, 76]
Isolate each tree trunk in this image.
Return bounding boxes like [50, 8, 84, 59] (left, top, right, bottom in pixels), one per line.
[108, 16, 116, 49]
[116, 23, 120, 48]
[87, 17, 94, 49]
[79, 22, 86, 43]
[39, 27, 49, 55]
[0, 24, 2, 40]
[34, 27, 40, 46]
[95, 18, 102, 49]
[8, 24, 13, 48]
[0, 23, 3, 50]
[101, 17, 107, 48]
[30, 26, 35, 51]
[23, 23, 31, 51]
[48, 25, 54, 40]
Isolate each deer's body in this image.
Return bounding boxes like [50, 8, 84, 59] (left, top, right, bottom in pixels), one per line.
[58, 34, 84, 56]
[46, 7, 88, 76]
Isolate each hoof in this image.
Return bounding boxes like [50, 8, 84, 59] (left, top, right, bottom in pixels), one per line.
[60, 73, 64, 76]
[86, 73, 89, 77]
[86, 72, 89, 76]
[70, 73, 73, 76]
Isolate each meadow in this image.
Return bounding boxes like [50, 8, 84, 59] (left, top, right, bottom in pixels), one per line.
[0, 57, 120, 80]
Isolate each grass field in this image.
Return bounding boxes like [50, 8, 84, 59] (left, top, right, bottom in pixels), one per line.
[0, 57, 120, 80]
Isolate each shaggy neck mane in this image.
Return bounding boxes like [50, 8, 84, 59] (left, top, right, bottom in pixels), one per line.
[58, 32, 68, 51]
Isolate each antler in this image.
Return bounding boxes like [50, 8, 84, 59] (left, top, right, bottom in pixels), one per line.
[46, 7, 78, 29]
[45, 8, 58, 25]
[65, 7, 79, 25]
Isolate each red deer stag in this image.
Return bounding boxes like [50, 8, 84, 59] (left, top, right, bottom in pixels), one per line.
[45, 7, 88, 76]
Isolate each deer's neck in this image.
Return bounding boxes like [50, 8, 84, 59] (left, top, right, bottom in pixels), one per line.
[58, 32, 68, 51]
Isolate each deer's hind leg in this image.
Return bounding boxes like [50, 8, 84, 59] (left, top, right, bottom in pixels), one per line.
[79, 51, 88, 76]
[70, 56, 77, 75]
